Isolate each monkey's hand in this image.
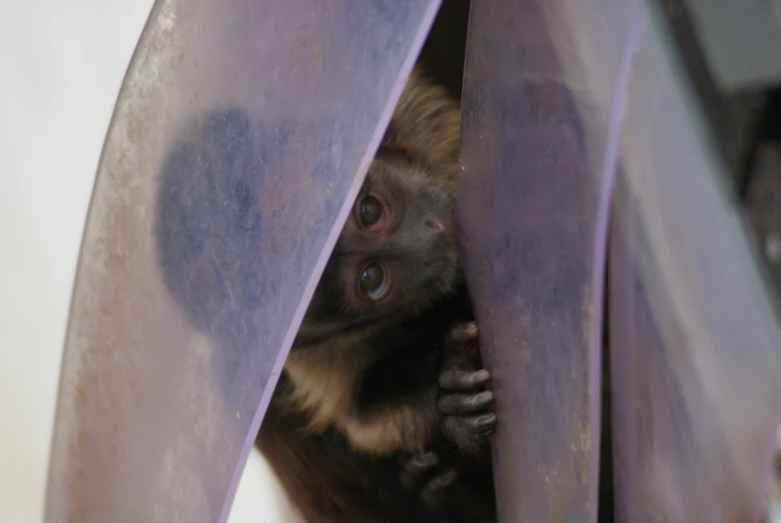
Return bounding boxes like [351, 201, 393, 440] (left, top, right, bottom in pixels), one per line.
[399, 450, 457, 514]
[438, 322, 496, 453]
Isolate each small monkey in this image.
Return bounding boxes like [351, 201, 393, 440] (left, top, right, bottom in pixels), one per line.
[153, 63, 496, 521]
[256, 67, 497, 523]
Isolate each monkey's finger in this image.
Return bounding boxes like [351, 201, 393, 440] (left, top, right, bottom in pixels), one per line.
[400, 451, 439, 490]
[461, 413, 497, 433]
[437, 391, 494, 414]
[419, 468, 458, 508]
[442, 415, 496, 452]
[476, 427, 496, 438]
[438, 369, 491, 391]
[448, 322, 479, 347]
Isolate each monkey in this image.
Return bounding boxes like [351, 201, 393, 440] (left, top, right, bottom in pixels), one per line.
[151, 39, 495, 521]
[254, 66, 498, 523]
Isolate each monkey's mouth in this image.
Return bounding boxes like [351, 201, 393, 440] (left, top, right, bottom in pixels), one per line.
[424, 257, 447, 267]
[423, 248, 459, 280]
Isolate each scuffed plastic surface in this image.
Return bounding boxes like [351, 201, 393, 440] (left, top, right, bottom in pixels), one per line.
[459, 0, 781, 521]
[608, 3, 781, 521]
[44, 1, 439, 521]
[457, 1, 617, 520]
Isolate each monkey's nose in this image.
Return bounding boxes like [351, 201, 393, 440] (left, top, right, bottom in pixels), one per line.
[426, 219, 445, 233]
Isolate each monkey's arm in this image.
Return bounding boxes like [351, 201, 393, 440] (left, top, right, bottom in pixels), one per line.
[256, 377, 448, 523]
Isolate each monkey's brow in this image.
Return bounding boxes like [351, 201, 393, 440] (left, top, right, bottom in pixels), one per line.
[330, 246, 402, 259]
[330, 247, 360, 256]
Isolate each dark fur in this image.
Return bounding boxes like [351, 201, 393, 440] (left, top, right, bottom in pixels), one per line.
[255, 68, 497, 523]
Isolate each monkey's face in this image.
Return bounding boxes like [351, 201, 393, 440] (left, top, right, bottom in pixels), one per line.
[298, 152, 459, 340]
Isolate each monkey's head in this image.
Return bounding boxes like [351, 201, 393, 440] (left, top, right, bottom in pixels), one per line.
[297, 149, 461, 341]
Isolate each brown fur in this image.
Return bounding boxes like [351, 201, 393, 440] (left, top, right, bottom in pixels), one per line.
[283, 327, 439, 455]
[382, 68, 462, 192]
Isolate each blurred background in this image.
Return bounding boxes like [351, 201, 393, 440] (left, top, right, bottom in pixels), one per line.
[0, 2, 300, 521]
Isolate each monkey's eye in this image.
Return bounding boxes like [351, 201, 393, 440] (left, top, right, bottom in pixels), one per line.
[359, 262, 386, 298]
[359, 196, 382, 228]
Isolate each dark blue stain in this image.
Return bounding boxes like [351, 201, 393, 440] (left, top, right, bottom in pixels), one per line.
[154, 107, 291, 346]
[154, 106, 347, 409]
[234, 181, 259, 232]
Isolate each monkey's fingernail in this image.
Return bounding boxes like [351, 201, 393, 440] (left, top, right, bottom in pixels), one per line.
[436, 468, 458, 485]
[474, 413, 496, 429]
[477, 428, 495, 438]
[461, 322, 478, 336]
[472, 369, 491, 384]
[412, 451, 438, 467]
[471, 390, 494, 406]
[439, 369, 490, 390]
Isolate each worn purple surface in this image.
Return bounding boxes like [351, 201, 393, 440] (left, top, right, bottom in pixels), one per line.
[43, 1, 439, 521]
[457, 1, 617, 520]
[608, 2, 781, 522]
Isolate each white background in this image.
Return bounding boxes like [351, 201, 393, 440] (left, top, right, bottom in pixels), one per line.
[0, 2, 301, 521]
